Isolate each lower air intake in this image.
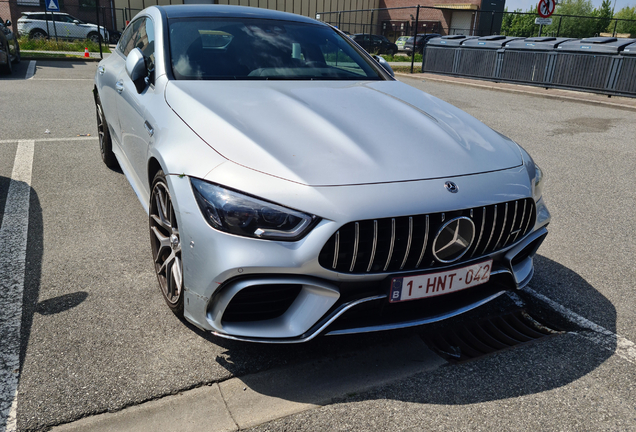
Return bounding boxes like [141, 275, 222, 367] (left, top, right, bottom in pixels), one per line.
[222, 284, 302, 323]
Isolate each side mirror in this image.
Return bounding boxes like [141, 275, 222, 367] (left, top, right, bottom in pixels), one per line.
[73, 20, 79, 24]
[126, 48, 148, 93]
[372, 54, 394, 77]
[5, 20, 11, 27]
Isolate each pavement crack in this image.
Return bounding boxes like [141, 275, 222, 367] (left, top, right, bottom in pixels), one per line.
[217, 381, 240, 431]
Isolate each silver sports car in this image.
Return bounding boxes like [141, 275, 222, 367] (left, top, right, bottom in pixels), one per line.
[94, 5, 550, 343]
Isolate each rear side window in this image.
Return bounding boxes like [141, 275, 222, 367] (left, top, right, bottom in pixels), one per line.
[24, 13, 47, 20]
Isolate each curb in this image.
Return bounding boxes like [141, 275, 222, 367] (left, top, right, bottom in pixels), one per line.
[21, 56, 102, 62]
[51, 336, 445, 432]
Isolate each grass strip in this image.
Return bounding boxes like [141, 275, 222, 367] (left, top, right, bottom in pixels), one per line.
[380, 54, 423, 63]
[22, 52, 100, 60]
[18, 36, 110, 53]
[391, 65, 422, 74]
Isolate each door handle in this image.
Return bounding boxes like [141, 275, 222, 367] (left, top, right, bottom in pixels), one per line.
[115, 80, 124, 93]
[144, 121, 154, 137]
[98, 66, 105, 75]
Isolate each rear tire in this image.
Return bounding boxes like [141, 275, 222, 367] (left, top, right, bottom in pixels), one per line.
[94, 93, 119, 169]
[30, 29, 47, 39]
[88, 32, 101, 44]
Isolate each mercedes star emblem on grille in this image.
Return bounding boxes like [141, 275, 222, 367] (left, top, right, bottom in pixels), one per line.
[432, 217, 475, 263]
[444, 181, 458, 193]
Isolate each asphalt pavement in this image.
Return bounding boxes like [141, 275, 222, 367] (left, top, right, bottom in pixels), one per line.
[0, 60, 635, 432]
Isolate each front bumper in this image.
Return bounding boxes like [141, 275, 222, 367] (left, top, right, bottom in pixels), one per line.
[167, 168, 550, 343]
[206, 225, 547, 343]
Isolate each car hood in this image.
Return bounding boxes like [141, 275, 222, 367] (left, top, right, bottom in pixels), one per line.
[165, 80, 522, 186]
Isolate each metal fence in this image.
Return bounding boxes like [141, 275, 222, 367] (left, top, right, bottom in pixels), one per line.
[0, 0, 144, 55]
[422, 35, 636, 98]
[317, 6, 636, 42]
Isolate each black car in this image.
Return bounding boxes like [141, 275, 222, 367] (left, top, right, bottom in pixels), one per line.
[0, 17, 20, 75]
[404, 33, 441, 54]
[351, 34, 398, 55]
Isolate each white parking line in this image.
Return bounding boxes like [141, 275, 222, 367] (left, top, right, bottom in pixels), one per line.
[25, 61, 36, 80]
[0, 140, 35, 432]
[0, 137, 97, 144]
[524, 287, 636, 364]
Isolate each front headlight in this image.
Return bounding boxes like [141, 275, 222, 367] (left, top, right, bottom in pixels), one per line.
[190, 178, 317, 241]
[532, 163, 544, 201]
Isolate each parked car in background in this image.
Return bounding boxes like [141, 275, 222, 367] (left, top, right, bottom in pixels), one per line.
[17, 12, 108, 43]
[107, 28, 121, 44]
[404, 33, 441, 54]
[94, 4, 550, 343]
[0, 17, 20, 74]
[395, 35, 409, 52]
[351, 33, 398, 55]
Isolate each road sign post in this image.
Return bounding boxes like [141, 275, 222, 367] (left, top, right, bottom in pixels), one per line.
[46, 0, 60, 41]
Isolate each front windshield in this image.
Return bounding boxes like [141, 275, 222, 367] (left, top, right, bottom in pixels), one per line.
[168, 17, 384, 80]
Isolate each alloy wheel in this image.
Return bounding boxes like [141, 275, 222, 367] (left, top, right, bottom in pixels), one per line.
[149, 178, 183, 308]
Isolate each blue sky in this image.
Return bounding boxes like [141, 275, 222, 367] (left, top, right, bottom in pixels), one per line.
[505, 0, 635, 13]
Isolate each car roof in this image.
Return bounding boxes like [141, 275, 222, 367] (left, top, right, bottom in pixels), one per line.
[158, 4, 320, 25]
[22, 11, 68, 15]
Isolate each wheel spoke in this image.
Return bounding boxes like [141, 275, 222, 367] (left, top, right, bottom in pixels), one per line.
[171, 256, 183, 297]
[153, 189, 172, 231]
[150, 213, 170, 231]
[151, 226, 171, 263]
[158, 249, 175, 276]
[96, 106, 105, 144]
[165, 259, 174, 299]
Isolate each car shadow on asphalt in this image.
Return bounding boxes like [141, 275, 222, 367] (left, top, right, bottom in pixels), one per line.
[0, 59, 99, 81]
[0, 61, 28, 79]
[191, 255, 616, 404]
[18, 182, 88, 382]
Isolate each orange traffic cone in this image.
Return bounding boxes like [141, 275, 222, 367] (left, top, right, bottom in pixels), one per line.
[84, 47, 90, 58]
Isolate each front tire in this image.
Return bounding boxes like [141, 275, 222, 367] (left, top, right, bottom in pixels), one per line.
[150, 171, 185, 316]
[0, 45, 12, 75]
[94, 93, 118, 169]
[11, 40, 20, 64]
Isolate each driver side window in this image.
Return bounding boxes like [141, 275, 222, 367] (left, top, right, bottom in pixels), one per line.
[119, 19, 142, 57]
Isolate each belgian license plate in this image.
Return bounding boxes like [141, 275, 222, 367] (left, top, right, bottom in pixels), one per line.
[389, 260, 493, 303]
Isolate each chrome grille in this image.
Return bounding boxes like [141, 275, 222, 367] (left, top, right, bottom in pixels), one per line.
[318, 198, 536, 274]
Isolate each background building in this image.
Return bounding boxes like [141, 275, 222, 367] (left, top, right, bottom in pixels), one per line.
[3, 0, 504, 41]
[377, 0, 505, 40]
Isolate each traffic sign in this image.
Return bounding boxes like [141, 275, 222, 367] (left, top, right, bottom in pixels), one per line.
[46, 0, 60, 12]
[537, 0, 555, 18]
[535, 17, 553, 25]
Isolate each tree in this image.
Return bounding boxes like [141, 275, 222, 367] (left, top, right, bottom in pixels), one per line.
[545, 0, 596, 37]
[593, 0, 613, 35]
[612, 6, 636, 35]
[501, 8, 538, 37]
